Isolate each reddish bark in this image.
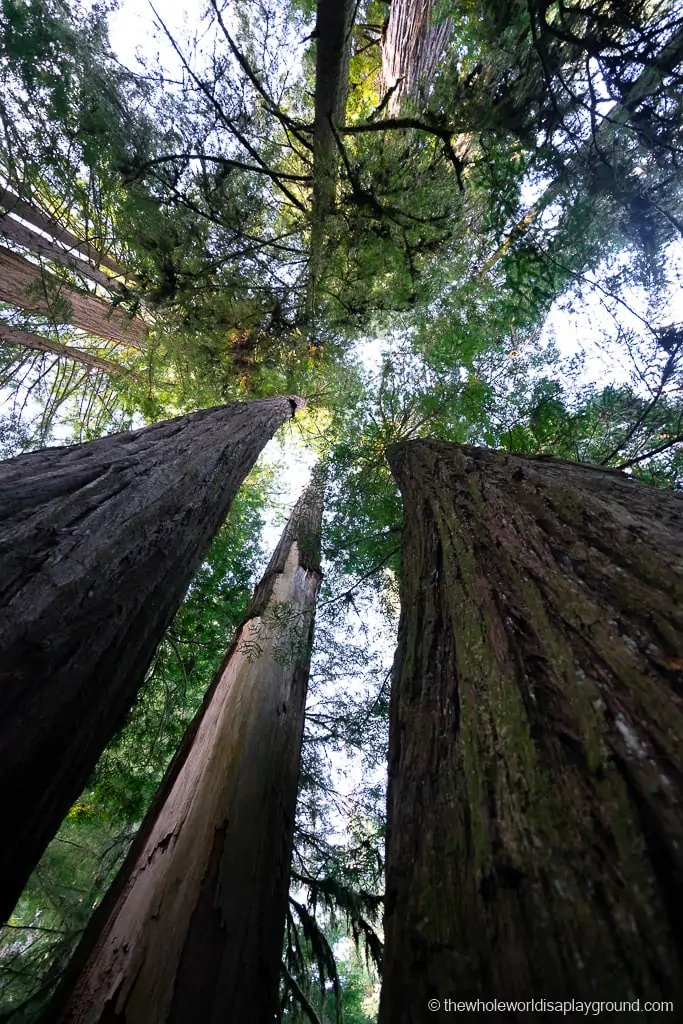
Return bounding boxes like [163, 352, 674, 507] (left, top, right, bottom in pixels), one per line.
[44, 478, 323, 1024]
[0, 246, 146, 348]
[0, 322, 133, 376]
[0, 187, 129, 279]
[380, 0, 451, 115]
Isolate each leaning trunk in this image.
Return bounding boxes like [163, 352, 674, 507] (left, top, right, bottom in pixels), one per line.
[0, 396, 303, 922]
[0, 322, 133, 376]
[380, 440, 683, 1019]
[45, 477, 324, 1024]
[0, 186, 129, 280]
[0, 246, 146, 348]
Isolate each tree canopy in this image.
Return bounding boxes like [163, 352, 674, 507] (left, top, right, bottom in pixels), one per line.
[1, 0, 682, 1018]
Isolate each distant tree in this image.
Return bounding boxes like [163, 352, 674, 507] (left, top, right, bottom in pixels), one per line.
[44, 475, 323, 1024]
[0, 396, 302, 923]
[379, 440, 683, 1018]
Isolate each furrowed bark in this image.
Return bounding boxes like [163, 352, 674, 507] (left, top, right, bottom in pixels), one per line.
[45, 476, 324, 1024]
[380, 0, 452, 116]
[380, 440, 683, 1019]
[0, 322, 132, 376]
[0, 187, 129, 280]
[306, 0, 355, 317]
[0, 246, 146, 349]
[0, 396, 304, 923]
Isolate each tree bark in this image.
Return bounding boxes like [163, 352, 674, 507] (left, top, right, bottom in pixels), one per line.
[0, 246, 146, 349]
[380, 440, 683, 1020]
[0, 396, 304, 923]
[44, 476, 324, 1024]
[0, 322, 133, 376]
[306, 0, 355, 317]
[1, 211, 122, 292]
[0, 187, 129, 280]
[380, 0, 452, 116]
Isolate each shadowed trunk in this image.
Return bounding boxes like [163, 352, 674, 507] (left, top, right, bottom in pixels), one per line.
[44, 477, 324, 1024]
[0, 322, 133, 376]
[380, 440, 683, 1020]
[380, 0, 452, 115]
[0, 187, 129, 280]
[307, 0, 355, 317]
[0, 396, 303, 923]
[0, 246, 146, 348]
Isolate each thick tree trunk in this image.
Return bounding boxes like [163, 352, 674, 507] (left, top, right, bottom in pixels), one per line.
[0, 187, 129, 280]
[44, 477, 324, 1024]
[380, 440, 683, 1020]
[0, 322, 132, 376]
[380, 0, 452, 115]
[0, 246, 146, 349]
[0, 396, 304, 923]
[306, 0, 355, 317]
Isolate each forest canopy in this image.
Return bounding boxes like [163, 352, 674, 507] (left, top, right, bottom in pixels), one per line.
[1, 0, 682, 1019]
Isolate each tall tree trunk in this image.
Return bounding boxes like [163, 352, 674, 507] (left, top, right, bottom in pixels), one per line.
[44, 476, 324, 1024]
[0, 186, 130, 280]
[0, 246, 146, 349]
[0, 396, 304, 923]
[1, 211, 122, 292]
[380, 440, 683, 1020]
[380, 0, 452, 115]
[0, 322, 134, 377]
[306, 0, 355, 317]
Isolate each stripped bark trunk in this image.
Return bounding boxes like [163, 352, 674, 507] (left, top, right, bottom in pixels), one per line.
[380, 441, 683, 1020]
[1, 212, 122, 292]
[44, 477, 324, 1024]
[306, 0, 355, 317]
[380, 0, 452, 115]
[0, 187, 129, 280]
[0, 246, 146, 349]
[0, 396, 304, 923]
[0, 322, 132, 376]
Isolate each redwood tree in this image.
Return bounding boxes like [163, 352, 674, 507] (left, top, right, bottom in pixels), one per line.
[0, 396, 303, 923]
[44, 476, 324, 1024]
[380, 440, 683, 1019]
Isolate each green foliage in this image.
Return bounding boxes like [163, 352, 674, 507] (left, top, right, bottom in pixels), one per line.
[1, 0, 682, 1018]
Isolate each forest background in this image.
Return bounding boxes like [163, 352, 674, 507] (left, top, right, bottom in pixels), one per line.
[0, 0, 682, 1018]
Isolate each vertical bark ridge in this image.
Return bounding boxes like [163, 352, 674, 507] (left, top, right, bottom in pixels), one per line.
[380, 440, 683, 1020]
[0, 246, 146, 348]
[44, 476, 324, 1024]
[380, 0, 452, 115]
[0, 397, 303, 923]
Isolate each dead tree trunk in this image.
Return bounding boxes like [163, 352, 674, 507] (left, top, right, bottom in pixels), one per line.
[0, 246, 146, 348]
[44, 477, 324, 1024]
[0, 396, 304, 923]
[380, 0, 452, 115]
[380, 440, 683, 1020]
[306, 0, 355, 317]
